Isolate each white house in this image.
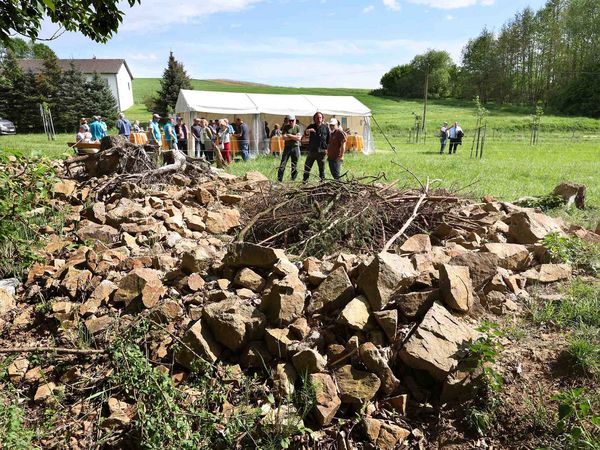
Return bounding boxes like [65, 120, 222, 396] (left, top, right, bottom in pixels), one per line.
[17, 58, 134, 112]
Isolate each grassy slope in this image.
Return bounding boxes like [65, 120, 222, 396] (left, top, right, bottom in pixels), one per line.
[128, 78, 600, 133]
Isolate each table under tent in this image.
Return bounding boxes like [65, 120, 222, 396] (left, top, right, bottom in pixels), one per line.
[174, 90, 374, 157]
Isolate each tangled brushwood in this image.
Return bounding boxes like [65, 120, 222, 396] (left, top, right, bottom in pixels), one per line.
[238, 179, 465, 258]
[64, 135, 214, 200]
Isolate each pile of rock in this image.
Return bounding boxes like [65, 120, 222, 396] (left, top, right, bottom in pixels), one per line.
[1, 171, 597, 449]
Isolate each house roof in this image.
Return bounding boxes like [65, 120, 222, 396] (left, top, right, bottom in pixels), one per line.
[17, 58, 134, 79]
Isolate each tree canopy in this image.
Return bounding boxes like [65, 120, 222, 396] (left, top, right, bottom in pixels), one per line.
[377, 0, 600, 117]
[151, 52, 193, 118]
[0, 0, 140, 45]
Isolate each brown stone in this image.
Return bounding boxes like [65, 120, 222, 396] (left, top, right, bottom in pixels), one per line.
[203, 298, 266, 351]
[483, 243, 531, 271]
[308, 266, 355, 313]
[60, 266, 92, 298]
[439, 265, 474, 312]
[394, 289, 439, 319]
[187, 273, 205, 291]
[373, 310, 398, 340]
[399, 302, 475, 381]
[335, 365, 381, 404]
[113, 268, 166, 309]
[76, 221, 119, 245]
[204, 209, 241, 234]
[224, 242, 285, 269]
[309, 373, 341, 426]
[400, 234, 432, 253]
[234, 268, 265, 292]
[265, 328, 295, 358]
[85, 315, 113, 335]
[292, 348, 326, 374]
[363, 418, 410, 450]
[175, 320, 222, 367]
[508, 210, 563, 244]
[338, 296, 371, 331]
[260, 274, 306, 325]
[449, 252, 501, 290]
[34, 382, 56, 403]
[359, 342, 400, 396]
[52, 180, 77, 198]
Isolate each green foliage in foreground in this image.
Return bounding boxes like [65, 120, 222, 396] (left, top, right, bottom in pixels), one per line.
[106, 321, 313, 449]
[0, 154, 63, 278]
[543, 233, 600, 276]
[0, 394, 37, 450]
[551, 387, 600, 450]
[465, 322, 505, 435]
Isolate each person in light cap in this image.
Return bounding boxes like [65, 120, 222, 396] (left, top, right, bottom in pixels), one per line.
[278, 114, 302, 181]
[326, 118, 347, 180]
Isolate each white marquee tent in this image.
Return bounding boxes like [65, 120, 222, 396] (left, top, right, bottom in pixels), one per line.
[175, 90, 374, 156]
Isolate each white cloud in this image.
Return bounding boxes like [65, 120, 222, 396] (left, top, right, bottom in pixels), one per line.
[382, 0, 401, 11]
[120, 0, 264, 31]
[446, 14, 454, 20]
[406, 0, 494, 9]
[363, 5, 375, 13]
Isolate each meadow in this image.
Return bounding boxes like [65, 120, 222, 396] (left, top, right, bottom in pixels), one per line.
[1, 78, 599, 225]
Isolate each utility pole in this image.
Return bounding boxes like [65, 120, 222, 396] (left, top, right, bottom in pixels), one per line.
[422, 58, 429, 133]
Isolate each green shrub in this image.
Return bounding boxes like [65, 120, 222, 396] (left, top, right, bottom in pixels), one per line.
[552, 387, 600, 449]
[0, 155, 63, 278]
[568, 326, 600, 378]
[0, 395, 38, 450]
[543, 233, 600, 276]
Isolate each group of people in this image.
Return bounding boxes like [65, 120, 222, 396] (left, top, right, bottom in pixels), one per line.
[277, 112, 347, 182]
[439, 121, 464, 154]
[76, 113, 141, 143]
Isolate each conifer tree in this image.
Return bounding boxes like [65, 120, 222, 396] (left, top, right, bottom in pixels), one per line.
[152, 52, 192, 117]
[84, 72, 118, 127]
[56, 62, 88, 132]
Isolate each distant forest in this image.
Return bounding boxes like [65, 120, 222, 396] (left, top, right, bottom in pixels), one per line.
[377, 0, 600, 117]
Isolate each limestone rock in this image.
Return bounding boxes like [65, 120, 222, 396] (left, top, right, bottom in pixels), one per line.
[85, 315, 113, 335]
[483, 243, 531, 271]
[400, 234, 432, 254]
[265, 328, 295, 358]
[60, 266, 92, 298]
[359, 342, 400, 396]
[204, 209, 241, 234]
[309, 373, 341, 426]
[203, 298, 266, 351]
[335, 365, 381, 404]
[234, 268, 265, 292]
[363, 418, 410, 450]
[185, 215, 205, 232]
[400, 302, 475, 381]
[76, 221, 119, 245]
[113, 268, 166, 309]
[224, 243, 285, 269]
[338, 296, 371, 331]
[523, 264, 572, 283]
[394, 289, 439, 320]
[176, 320, 222, 367]
[274, 363, 297, 397]
[0, 286, 16, 316]
[449, 252, 501, 290]
[260, 274, 306, 325]
[508, 211, 563, 244]
[357, 252, 417, 311]
[373, 310, 398, 340]
[307, 266, 354, 313]
[439, 265, 474, 312]
[181, 246, 215, 274]
[292, 348, 326, 375]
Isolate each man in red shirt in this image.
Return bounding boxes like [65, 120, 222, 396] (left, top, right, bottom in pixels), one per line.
[326, 118, 347, 180]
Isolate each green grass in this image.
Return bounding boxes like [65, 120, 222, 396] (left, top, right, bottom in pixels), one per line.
[226, 139, 600, 212]
[2, 77, 599, 217]
[129, 78, 600, 133]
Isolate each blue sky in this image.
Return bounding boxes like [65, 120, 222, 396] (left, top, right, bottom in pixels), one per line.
[41, 0, 547, 88]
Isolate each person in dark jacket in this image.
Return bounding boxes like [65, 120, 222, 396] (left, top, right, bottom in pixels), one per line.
[447, 122, 464, 154]
[303, 112, 330, 182]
